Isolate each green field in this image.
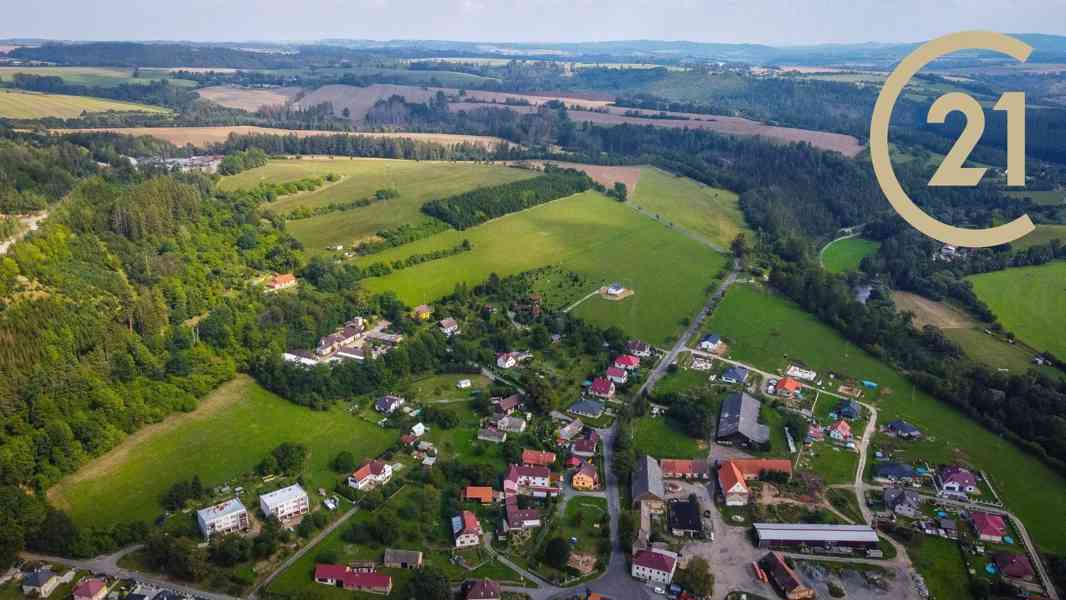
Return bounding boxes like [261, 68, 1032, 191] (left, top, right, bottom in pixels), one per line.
[219, 158, 535, 253]
[0, 66, 199, 87]
[968, 261, 1066, 360]
[0, 89, 169, 119]
[630, 167, 749, 249]
[631, 416, 706, 459]
[820, 237, 880, 273]
[1012, 223, 1066, 250]
[944, 328, 1060, 377]
[705, 284, 1066, 552]
[355, 191, 728, 344]
[48, 376, 396, 529]
[1006, 189, 1064, 206]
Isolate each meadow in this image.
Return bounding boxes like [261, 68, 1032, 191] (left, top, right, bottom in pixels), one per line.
[705, 283, 1066, 553]
[820, 237, 881, 273]
[967, 261, 1066, 360]
[47, 376, 396, 529]
[0, 89, 169, 119]
[631, 416, 706, 459]
[355, 191, 728, 344]
[630, 166, 749, 249]
[1011, 223, 1066, 250]
[0, 66, 198, 87]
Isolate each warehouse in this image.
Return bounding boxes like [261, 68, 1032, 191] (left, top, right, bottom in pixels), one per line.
[753, 523, 880, 555]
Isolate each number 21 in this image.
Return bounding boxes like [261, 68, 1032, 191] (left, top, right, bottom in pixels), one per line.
[928, 91, 1025, 187]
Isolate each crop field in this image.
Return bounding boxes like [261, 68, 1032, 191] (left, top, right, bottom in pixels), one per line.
[706, 283, 1066, 552]
[296, 83, 440, 121]
[0, 89, 169, 119]
[820, 237, 880, 273]
[631, 166, 749, 249]
[968, 261, 1066, 360]
[0, 66, 198, 87]
[47, 376, 396, 529]
[196, 85, 303, 111]
[356, 191, 727, 344]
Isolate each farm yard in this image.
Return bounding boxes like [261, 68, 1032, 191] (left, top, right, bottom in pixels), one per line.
[630, 166, 749, 249]
[820, 237, 880, 273]
[967, 260, 1066, 360]
[0, 89, 169, 119]
[705, 283, 1066, 553]
[46, 375, 396, 529]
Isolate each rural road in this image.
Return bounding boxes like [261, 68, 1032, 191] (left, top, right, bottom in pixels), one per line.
[817, 223, 866, 270]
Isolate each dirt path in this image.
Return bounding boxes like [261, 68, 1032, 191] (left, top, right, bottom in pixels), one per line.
[0, 210, 47, 255]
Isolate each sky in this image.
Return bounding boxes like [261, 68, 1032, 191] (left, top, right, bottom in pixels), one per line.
[4, 0, 1066, 46]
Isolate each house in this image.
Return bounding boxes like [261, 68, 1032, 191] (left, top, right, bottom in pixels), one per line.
[413, 304, 433, 320]
[478, 428, 507, 443]
[786, 365, 818, 381]
[196, 498, 250, 539]
[503, 464, 552, 493]
[721, 366, 750, 385]
[314, 564, 392, 594]
[22, 570, 60, 598]
[605, 282, 627, 296]
[494, 393, 523, 415]
[457, 379, 472, 389]
[411, 422, 426, 437]
[828, 419, 852, 441]
[627, 340, 652, 358]
[758, 552, 816, 600]
[348, 460, 393, 490]
[572, 463, 599, 490]
[503, 495, 542, 531]
[588, 377, 616, 400]
[605, 366, 629, 385]
[753, 523, 880, 553]
[883, 487, 922, 517]
[375, 395, 405, 414]
[463, 486, 495, 505]
[667, 496, 703, 537]
[568, 398, 605, 419]
[971, 511, 1008, 543]
[259, 484, 310, 522]
[994, 553, 1035, 582]
[268, 273, 297, 291]
[557, 419, 585, 443]
[614, 354, 641, 370]
[494, 415, 527, 433]
[438, 318, 460, 336]
[718, 461, 750, 506]
[462, 579, 502, 600]
[777, 377, 802, 399]
[496, 353, 518, 369]
[631, 455, 664, 508]
[453, 511, 483, 548]
[660, 459, 710, 480]
[874, 462, 917, 483]
[570, 431, 600, 457]
[73, 579, 107, 600]
[522, 449, 556, 467]
[728, 458, 794, 480]
[383, 549, 423, 569]
[939, 466, 979, 495]
[885, 420, 921, 439]
[282, 350, 319, 367]
[631, 549, 678, 585]
[698, 334, 722, 352]
[835, 400, 861, 420]
[716, 392, 770, 449]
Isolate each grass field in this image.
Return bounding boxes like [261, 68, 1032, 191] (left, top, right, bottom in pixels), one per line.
[48, 376, 396, 529]
[820, 237, 881, 273]
[631, 416, 706, 459]
[356, 191, 728, 344]
[0, 66, 198, 87]
[968, 261, 1066, 360]
[705, 283, 1066, 552]
[0, 89, 169, 119]
[1012, 223, 1066, 250]
[1006, 189, 1064, 206]
[630, 167, 749, 249]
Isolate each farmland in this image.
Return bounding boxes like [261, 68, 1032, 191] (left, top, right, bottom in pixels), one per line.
[1011, 223, 1066, 250]
[820, 237, 880, 273]
[706, 283, 1066, 552]
[0, 66, 198, 87]
[196, 85, 303, 111]
[968, 260, 1066, 360]
[47, 375, 396, 529]
[630, 166, 749, 249]
[355, 190, 727, 344]
[0, 89, 169, 119]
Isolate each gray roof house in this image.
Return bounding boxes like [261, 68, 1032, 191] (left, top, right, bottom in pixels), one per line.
[631, 455, 664, 507]
[716, 392, 770, 448]
[568, 398, 605, 419]
[720, 366, 750, 384]
[883, 486, 922, 517]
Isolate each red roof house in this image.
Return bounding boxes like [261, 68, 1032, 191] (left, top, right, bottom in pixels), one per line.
[614, 354, 641, 370]
[828, 419, 852, 441]
[73, 579, 107, 600]
[314, 564, 393, 594]
[994, 553, 1035, 581]
[522, 449, 557, 466]
[588, 377, 615, 399]
[605, 366, 629, 384]
[972, 511, 1008, 542]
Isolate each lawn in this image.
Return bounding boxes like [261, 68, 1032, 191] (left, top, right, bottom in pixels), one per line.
[967, 261, 1066, 360]
[0, 66, 199, 87]
[907, 536, 971, 600]
[423, 401, 508, 469]
[630, 166, 749, 249]
[356, 191, 728, 345]
[1011, 223, 1066, 250]
[944, 328, 1062, 377]
[219, 158, 535, 253]
[47, 375, 396, 529]
[0, 89, 169, 119]
[631, 416, 706, 459]
[705, 283, 1066, 553]
[553, 496, 610, 563]
[820, 237, 881, 273]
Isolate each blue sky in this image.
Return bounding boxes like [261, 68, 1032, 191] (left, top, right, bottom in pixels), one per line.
[5, 0, 1066, 45]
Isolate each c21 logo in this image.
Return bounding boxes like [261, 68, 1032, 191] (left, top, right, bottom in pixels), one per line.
[869, 31, 1034, 248]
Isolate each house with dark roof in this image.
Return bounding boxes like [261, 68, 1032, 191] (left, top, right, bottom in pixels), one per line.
[627, 340, 652, 357]
[462, 579, 502, 600]
[494, 393, 523, 415]
[883, 487, 922, 517]
[383, 549, 423, 569]
[758, 552, 816, 600]
[631, 455, 664, 508]
[478, 428, 507, 443]
[994, 553, 1035, 582]
[502, 495, 542, 532]
[568, 398, 605, 419]
[667, 497, 703, 537]
[720, 366, 749, 384]
[835, 399, 861, 420]
[885, 419, 921, 439]
[698, 334, 722, 352]
[375, 395, 405, 414]
[716, 392, 769, 449]
[21, 570, 60, 598]
[873, 462, 917, 483]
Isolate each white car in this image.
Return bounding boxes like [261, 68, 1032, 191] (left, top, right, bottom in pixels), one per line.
[654, 587, 665, 595]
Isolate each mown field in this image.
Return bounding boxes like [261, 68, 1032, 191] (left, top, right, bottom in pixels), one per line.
[820, 237, 880, 273]
[968, 261, 1066, 360]
[631, 166, 749, 249]
[356, 191, 728, 344]
[1006, 189, 1064, 206]
[48, 376, 396, 529]
[1012, 223, 1066, 250]
[0, 66, 198, 87]
[0, 89, 169, 119]
[220, 158, 535, 252]
[705, 283, 1066, 552]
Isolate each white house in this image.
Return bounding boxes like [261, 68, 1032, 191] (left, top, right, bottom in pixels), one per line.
[196, 498, 250, 539]
[457, 379, 472, 389]
[631, 549, 678, 585]
[411, 422, 426, 437]
[438, 318, 461, 336]
[698, 334, 722, 352]
[348, 460, 393, 490]
[503, 464, 552, 492]
[259, 484, 310, 522]
[453, 511, 482, 548]
[496, 353, 518, 369]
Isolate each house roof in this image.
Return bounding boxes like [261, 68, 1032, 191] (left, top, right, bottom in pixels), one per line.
[718, 460, 748, 495]
[589, 377, 614, 395]
[722, 366, 749, 381]
[615, 354, 640, 367]
[504, 495, 541, 527]
[568, 398, 605, 418]
[558, 419, 584, 440]
[353, 459, 388, 482]
[464, 579, 502, 600]
[778, 377, 801, 392]
[836, 399, 860, 415]
[631, 455, 664, 501]
[375, 395, 404, 411]
[667, 497, 702, 532]
[260, 484, 307, 508]
[575, 463, 598, 482]
[941, 466, 977, 487]
[727, 458, 793, 478]
[414, 304, 432, 314]
[439, 317, 459, 329]
[478, 428, 506, 441]
[384, 548, 423, 565]
[633, 549, 676, 573]
[883, 487, 921, 510]
[875, 462, 916, 479]
[627, 340, 650, 352]
[23, 570, 57, 588]
[886, 419, 920, 435]
[521, 449, 557, 466]
[971, 511, 1007, 538]
[272, 273, 296, 286]
[197, 497, 246, 522]
[759, 552, 808, 595]
[314, 565, 391, 589]
[463, 486, 494, 502]
[506, 464, 551, 482]
[754, 523, 879, 544]
[660, 459, 709, 477]
[994, 553, 1035, 579]
[496, 393, 522, 411]
[829, 420, 852, 436]
[74, 579, 106, 599]
[454, 511, 482, 536]
[717, 392, 770, 444]
[605, 366, 627, 379]
[571, 435, 598, 453]
[701, 334, 721, 345]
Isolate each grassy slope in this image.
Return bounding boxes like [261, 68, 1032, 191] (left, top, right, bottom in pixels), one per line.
[1012, 223, 1066, 250]
[967, 261, 1066, 359]
[630, 167, 749, 249]
[48, 376, 396, 529]
[219, 159, 535, 253]
[0, 66, 198, 87]
[357, 191, 727, 344]
[820, 237, 881, 274]
[0, 89, 169, 119]
[706, 284, 1066, 553]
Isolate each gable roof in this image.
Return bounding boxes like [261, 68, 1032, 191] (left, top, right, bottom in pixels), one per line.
[728, 458, 793, 478]
[504, 494, 541, 527]
[505, 464, 551, 482]
[660, 459, 709, 477]
[700, 333, 721, 345]
[496, 393, 522, 411]
[717, 392, 769, 444]
[886, 419, 920, 434]
[631, 455, 664, 501]
[722, 366, 749, 381]
[589, 377, 614, 395]
[875, 462, 916, 479]
[375, 395, 404, 411]
[615, 354, 640, 367]
[384, 548, 423, 565]
[972, 511, 1007, 538]
[994, 553, 1035, 579]
[883, 486, 921, 510]
[463, 486, 494, 503]
[605, 366, 627, 379]
[718, 460, 748, 494]
[568, 398, 605, 417]
[463, 579, 502, 600]
[759, 552, 809, 595]
[557, 419, 584, 440]
[575, 463, 598, 482]
[521, 449, 556, 466]
[73, 580, 106, 599]
[23, 570, 57, 588]
[352, 459, 387, 482]
[633, 549, 676, 573]
[829, 420, 852, 437]
[779, 377, 801, 392]
[454, 511, 482, 536]
[941, 465, 977, 487]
